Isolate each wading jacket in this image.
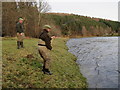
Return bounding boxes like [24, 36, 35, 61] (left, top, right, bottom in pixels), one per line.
[39, 29, 52, 50]
[16, 22, 24, 33]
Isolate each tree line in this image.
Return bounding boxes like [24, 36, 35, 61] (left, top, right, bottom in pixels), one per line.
[2, 2, 120, 37]
[44, 13, 120, 37]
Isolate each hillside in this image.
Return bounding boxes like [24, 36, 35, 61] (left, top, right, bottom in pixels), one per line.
[43, 13, 120, 37]
[2, 2, 120, 38]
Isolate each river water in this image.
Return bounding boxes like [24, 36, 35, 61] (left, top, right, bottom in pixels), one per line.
[66, 37, 118, 88]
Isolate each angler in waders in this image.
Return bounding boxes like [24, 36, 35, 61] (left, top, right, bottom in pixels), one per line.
[16, 17, 25, 49]
[38, 25, 55, 75]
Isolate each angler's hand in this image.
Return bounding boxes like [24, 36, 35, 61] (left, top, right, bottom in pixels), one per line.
[51, 36, 56, 39]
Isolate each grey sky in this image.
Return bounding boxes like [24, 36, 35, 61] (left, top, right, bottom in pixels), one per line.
[47, 0, 119, 21]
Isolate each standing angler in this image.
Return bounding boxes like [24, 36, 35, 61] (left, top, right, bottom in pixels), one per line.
[38, 25, 54, 75]
[16, 17, 25, 49]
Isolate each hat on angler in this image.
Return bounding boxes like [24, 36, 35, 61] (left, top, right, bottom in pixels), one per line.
[43, 25, 51, 29]
[19, 17, 24, 21]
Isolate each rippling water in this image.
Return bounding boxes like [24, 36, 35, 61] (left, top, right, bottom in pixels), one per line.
[67, 37, 118, 88]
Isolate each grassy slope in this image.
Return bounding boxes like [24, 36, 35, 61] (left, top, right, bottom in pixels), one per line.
[2, 37, 87, 88]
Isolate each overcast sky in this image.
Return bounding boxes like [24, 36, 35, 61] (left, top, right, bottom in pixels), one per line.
[47, 0, 119, 21]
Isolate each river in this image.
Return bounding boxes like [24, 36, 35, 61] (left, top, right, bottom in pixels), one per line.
[66, 37, 118, 88]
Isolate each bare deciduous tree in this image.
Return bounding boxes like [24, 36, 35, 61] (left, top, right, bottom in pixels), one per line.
[38, 0, 51, 27]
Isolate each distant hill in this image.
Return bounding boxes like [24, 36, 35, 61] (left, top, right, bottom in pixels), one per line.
[43, 13, 120, 37]
[47, 12, 113, 22]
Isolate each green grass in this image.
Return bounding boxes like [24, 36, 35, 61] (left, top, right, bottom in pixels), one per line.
[2, 37, 87, 88]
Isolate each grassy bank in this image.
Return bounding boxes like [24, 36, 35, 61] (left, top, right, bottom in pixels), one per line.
[2, 37, 87, 88]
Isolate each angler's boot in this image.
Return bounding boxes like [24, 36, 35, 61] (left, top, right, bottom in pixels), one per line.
[17, 41, 20, 49]
[20, 41, 24, 48]
[42, 69, 52, 75]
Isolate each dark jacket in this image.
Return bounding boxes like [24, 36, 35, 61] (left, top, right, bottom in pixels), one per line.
[39, 29, 52, 50]
[16, 22, 24, 33]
